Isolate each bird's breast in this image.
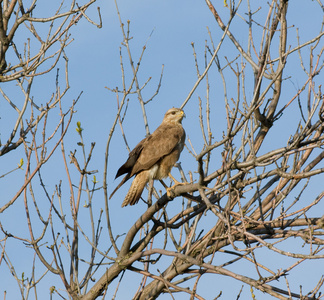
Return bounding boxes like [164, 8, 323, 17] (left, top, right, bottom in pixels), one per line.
[154, 149, 181, 180]
[149, 164, 159, 180]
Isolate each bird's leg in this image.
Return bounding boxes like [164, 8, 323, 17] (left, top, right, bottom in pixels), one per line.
[167, 172, 186, 197]
[147, 178, 154, 206]
[168, 173, 183, 185]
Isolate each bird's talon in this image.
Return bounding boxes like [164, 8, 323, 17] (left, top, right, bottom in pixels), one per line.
[167, 182, 187, 198]
[166, 187, 173, 198]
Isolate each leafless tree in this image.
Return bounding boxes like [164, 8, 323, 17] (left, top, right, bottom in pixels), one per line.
[1, 0, 324, 300]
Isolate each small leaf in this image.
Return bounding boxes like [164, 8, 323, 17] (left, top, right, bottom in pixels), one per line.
[92, 175, 98, 184]
[18, 158, 24, 169]
[76, 121, 83, 133]
[49, 286, 55, 294]
[77, 142, 84, 146]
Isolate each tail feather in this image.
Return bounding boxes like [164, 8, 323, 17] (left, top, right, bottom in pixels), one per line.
[109, 173, 131, 200]
[122, 171, 149, 207]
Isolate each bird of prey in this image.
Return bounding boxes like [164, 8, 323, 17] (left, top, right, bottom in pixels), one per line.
[110, 108, 186, 207]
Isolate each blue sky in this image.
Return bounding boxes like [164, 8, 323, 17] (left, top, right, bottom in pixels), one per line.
[1, 0, 323, 299]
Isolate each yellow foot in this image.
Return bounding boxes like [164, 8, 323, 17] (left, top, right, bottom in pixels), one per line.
[168, 173, 183, 185]
[166, 181, 187, 198]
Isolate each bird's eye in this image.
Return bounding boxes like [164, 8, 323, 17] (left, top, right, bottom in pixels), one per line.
[171, 111, 176, 115]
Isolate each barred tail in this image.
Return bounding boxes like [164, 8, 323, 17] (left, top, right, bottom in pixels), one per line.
[121, 171, 149, 207]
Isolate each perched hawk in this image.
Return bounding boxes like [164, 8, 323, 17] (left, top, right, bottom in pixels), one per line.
[110, 108, 186, 207]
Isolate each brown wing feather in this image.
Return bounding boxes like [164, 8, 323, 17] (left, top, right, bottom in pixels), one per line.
[130, 124, 184, 176]
[109, 173, 131, 200]
[115, 137, 147, 178]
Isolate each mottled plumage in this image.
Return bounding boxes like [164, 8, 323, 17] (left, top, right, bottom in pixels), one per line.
[110, 108, 186, 207]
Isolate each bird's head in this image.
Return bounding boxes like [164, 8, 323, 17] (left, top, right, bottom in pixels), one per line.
[162, 108, 185, 124]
